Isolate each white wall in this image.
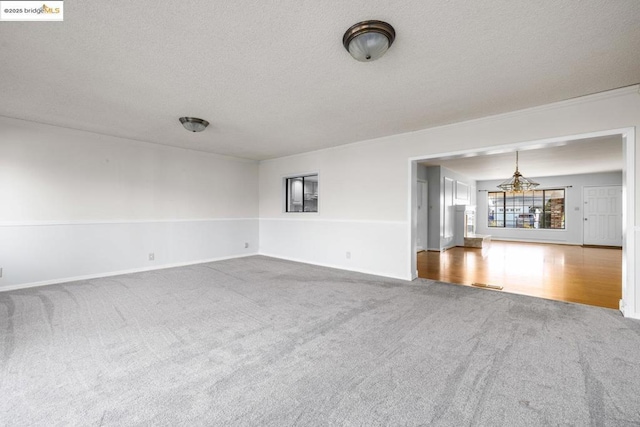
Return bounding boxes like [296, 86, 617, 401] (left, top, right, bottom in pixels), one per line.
[259, 218, 407, 278]
[475, 171, 622, 244]
[259, 149, 411, 279]
[259, 86, 640, 318]
[0, 117, 259, 289]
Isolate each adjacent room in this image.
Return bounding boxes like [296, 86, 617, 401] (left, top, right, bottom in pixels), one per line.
[1, 1, 640, 425]
[415, 135, 624, 309]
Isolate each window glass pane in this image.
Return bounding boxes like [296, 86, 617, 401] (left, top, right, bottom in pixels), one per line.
[520, 190, 535, 228]
[287, 178, 303, 212]
[303, 175, 318, 212]
[531, 190, 544, 229]
[487, 192, 503, 227]
[545, 189, 565, 229]
[286, 174, 318, 213]
[505, 192, 521, 228]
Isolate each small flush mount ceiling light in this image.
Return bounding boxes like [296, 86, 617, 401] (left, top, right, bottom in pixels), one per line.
[179, 117, 209, 132]
[497, 151, 540, 192]
[343, 20, 395, 62]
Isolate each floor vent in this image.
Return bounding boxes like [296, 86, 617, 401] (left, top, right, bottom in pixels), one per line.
[472, 283, 504, 290]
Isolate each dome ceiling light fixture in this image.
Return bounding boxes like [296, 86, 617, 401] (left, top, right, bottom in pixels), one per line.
[179, 117, 209, 132]
[497, 151, 540, 193]
[342, 20, 395, 62]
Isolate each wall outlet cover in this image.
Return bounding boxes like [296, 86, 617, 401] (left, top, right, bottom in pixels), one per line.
[149, 253, 155, 261]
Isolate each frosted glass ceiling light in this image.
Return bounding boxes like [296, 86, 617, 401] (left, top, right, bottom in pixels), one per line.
[497, 151, 540, 192]
[179, 117, 209, 132]
[343, 20, 395, 62]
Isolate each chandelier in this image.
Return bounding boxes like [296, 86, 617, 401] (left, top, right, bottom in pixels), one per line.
[497, 151, 539, 192]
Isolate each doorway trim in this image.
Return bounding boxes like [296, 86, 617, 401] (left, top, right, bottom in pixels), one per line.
[407, 127, 636, 318]
[416, 179, 428, 252]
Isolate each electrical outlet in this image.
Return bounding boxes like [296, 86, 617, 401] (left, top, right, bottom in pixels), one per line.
[148, 253, 155, 261]
[0, 268, 3, 278]
[244, 242, 249, 248]
[346, 251, 351, 259]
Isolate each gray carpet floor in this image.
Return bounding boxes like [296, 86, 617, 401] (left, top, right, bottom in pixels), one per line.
[1, 256, 639, 426]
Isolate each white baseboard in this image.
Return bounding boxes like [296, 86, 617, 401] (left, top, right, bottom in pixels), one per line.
[0, 253, 258, 292]
[259, 252, 412, 281]
[490, 237, 582, 246]
[619, 299, 628, 317]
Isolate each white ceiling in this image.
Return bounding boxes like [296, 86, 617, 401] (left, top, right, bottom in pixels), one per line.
[420, 135, 623, 181]
[0, 1, 639, 160]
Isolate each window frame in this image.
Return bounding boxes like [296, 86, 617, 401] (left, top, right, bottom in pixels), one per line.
[487, 189, 565, 230]
[284, 173, 319, 213]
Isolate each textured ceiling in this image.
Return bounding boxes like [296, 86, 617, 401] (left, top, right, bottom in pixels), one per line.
[420, 135, 623, 181]
[0, 1, 639, 160]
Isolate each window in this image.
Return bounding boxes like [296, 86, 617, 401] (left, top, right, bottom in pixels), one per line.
[285, 174, 318, 212]
[488, 189, 565, 229]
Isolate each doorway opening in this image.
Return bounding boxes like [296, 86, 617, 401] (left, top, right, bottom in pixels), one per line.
[408, 128, 635, 313]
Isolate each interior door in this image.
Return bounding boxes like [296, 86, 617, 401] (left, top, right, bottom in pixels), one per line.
[416, 181, 428, 251]
[583, 185, 622, 246]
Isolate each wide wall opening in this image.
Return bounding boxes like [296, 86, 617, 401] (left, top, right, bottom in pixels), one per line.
[409, 130, 633, 311]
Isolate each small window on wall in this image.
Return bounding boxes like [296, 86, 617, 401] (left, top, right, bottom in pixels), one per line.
[488, 189, 565, 229]
[285, 174, 318, 213]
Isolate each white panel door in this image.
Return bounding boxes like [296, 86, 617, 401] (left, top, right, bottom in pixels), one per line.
[416, 181, 428, 251]
[583, 186, 622, 246]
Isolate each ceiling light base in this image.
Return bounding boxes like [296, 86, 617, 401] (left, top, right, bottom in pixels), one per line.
[343, 20, 395, 62]
[179, 117, 209, 132]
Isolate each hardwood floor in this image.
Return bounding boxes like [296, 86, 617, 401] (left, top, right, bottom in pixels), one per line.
[417, 241, 622, 309]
